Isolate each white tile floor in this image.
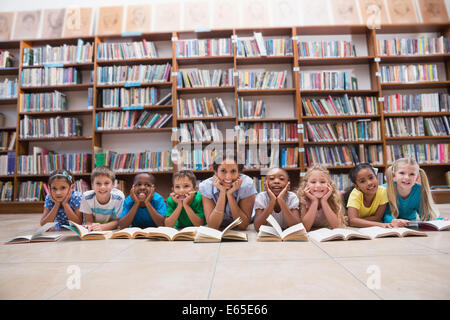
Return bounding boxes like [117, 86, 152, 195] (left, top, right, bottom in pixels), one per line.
[1, 204, 449, 300]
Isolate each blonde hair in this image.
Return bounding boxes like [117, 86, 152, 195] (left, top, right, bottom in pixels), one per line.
[296, 164, 346, 227]
[385, 157, 439, 221]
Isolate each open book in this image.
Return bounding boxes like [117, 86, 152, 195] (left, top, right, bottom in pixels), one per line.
[5, 222, 62, 244]
[358, 226, 427, 239]
[112, 226, 198, 241]
[308, 228, 371, 242]
[194, 217, 247, 243]
[110, 227, 149, 239]
[63, 221, 112, 240]
[415, 220, 450, 231]
[257, 215, 308, 241]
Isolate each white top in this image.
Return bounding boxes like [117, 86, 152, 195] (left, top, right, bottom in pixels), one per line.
[254, 191, 299, 230]
[80, 188, 125, 224]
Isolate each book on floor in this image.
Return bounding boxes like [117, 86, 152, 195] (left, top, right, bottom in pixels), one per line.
[111, 226, 198, 240]
[110, 227, 149, 239]
[194, 217, 247, 243]
[357, 226, 427, 239]
[63, 220, 112, 240]
[4, 222, 62, 244]
[308, 228, 371, 242]
[416, 220, 450, 231]
[257, 215, 308, 242]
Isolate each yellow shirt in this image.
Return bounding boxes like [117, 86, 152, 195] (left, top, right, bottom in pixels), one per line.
[346, 185, 388, 218]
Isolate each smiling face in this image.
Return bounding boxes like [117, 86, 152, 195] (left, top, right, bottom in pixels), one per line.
[215, 159, 240, 188]
[355, 168, 378, 196]
[93, 175, 114, 204]
[266, 168, 289, 196]
[306, 170, 330, 199]
[50, 178, 71, 202]
[133, 174, 154, 202]
[393, 163, 418, 192]
[173, 176, 195, 199]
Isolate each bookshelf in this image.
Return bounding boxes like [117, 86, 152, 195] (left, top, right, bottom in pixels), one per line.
[0, 23, 449, 212]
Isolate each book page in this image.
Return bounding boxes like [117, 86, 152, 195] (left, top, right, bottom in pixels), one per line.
[31, 222, 57, 239]
[420, 220, 450, 230]
[222, 230, 247, 240]
[197, 226, 222, 240]
[221, 217, 242, 237]
[334, 228, 368, 240]
[308, 228, 337, 242]
[358, 226, 394, 239]
[178, 226, 198, 234]
[281, 223, 306, 239]
[396, 227, 427, 237]
[6, 235, 33, 243]
[153, 227, 179, 239]
[266, 215, 283, 237]
[259, 225, 279, 237]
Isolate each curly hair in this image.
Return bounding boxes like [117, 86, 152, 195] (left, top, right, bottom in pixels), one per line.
[296, 164, 346, 227]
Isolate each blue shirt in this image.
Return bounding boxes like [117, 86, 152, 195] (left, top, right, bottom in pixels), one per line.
[44, 190, 82, 227]
[383, 182, 421, 223]
[199, 174, 257, 228]
[120, 192, 167, 228]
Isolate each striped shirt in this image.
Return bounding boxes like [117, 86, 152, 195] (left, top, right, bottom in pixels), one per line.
[80, 188, 125, 223]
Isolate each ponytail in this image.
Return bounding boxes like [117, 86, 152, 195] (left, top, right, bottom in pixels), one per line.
[385, 165, 399, 218]
[418, 168, 439, 221]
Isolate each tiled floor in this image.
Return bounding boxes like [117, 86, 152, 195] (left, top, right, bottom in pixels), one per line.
[1, 204, 449, 300]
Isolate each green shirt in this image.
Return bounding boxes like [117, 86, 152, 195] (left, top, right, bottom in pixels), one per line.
[165, 191, 205, 229]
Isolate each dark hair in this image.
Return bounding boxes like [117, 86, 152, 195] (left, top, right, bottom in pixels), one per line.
[212, 149, 244, 172]
[133, 172, 155, 186]
[49, 169, 74, 185]
[172, 170, 196, 186]
[342, 162, 377, 206]
[91, 165, 115, 182]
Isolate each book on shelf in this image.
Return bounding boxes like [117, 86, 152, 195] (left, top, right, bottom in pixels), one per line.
[21, 67, 82, 87]
[22, 40, 93, 66]
[177, 97, 231, 118]
[0, 181, 13, 201]
[4, 222, 62, 244]
[97, 39, 158, 60]
[305, 145, 383, 167]
[194, 217, 247, 243]
[302, 95, 378, 116]
[177, 68, 234, 88]
[95, 111, 172, 130]
[377, 36, 450, 56]
[0, 131, 16, 151]
[238, 122, 298, 143]
[20, 116, 82, 138]
[298, 40, 357, 58]
[380, 64, 439, 83]
[63, 220, 112, 240]
[257, 215, 308, 242]
[21, 91, 68, 112]
[156, 92, 172, 106]
[245, 147, 298, 170]
[386, 144, 449, 165]
[238, 71, 287, 89]
[383, 93, 450, 113]
[0, 152, 15, 175]
[96, 150, 173, 172]
[304, 121, 380, 142]
[0, 50, 15, 68]
[238, 98, 266, 119]
[176, 38, 232, 57]
[236, 33, 292, 57]
[0, 78, 18, 98]
[178, 121, 223, 143]
[96, 63, 171, 85]
[299, 71, 358, 90]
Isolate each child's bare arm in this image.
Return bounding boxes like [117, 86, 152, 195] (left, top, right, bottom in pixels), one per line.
[165, 194, 183, 228]
[277, 196, 301, 228]
[40, 206, 59, 226]
[300, 201, 319, 232]
[202, 193, 227, 230]
[347, 206, 390, 228]
[119, 201, 139, 229]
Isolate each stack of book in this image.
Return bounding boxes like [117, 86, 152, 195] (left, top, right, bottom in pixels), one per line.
[380, 64, 439, 83]
[299, 71, 358, 90]
[97, 40, 158, 60]
[238, 71, 287, 89]
[383, 93, 450, 113]
[302, 95, 378, 116]
[22, 39, 93, 65]
[304, 120, 381, 142]
[298, 40, 357, 58]
[177, 97, 231, 118]
[20, 116, 83, 138]
[176, 38, 232, 57]
[95, 111, 172, 130]
[377, 36, 450, 56]
[177, 68, 234, 88]
[20, 91, 67, 112]
[97, 63, 171, 84]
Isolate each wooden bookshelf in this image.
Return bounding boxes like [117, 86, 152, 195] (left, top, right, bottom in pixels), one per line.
[0, 23, 449, 213]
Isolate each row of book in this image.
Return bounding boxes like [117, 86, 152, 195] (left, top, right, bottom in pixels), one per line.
[304, 120, 381, 142]
[0, 79, 17, 98]
[177, 97, 231, 118]
[178, 121, 221, 143]
[22, 40, 94, 66]
[297, 40, 357, 58]
[176, 68, 234, 88]
[302, 95, 378, 116]
[299, 72, 358, 90]
[383, 93, 450, 113]
[95, 150, 173, 172]
[237, 98, 266, 119]
[245, 147, 299, 169]
[0, 181, 13, 201]
[305, 145, 383, 167]
[99, 87, 159, 109]
[386, 144, 449, 164]
[236, 35, 293, 57]
[97, 40, 158, 60]
[20, 90, 67, 112]
[21, 67, 82, 87]
[237, 71, 287, 89]
[238, 122, 299, 143]
[380, 64, 439, 83]
[0, 50, 15, 68]
[0, 152, 15, 175]
[385, 117, 450, 137]
[96, 64, 171, 85]
[18, 149, 92, 175]
[95, 111, 172, 131]
[176, 38, 232, 57]
[377, 36, 450, 56]
[0, 131, 16, 151]
[20, 116, 82, 138]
